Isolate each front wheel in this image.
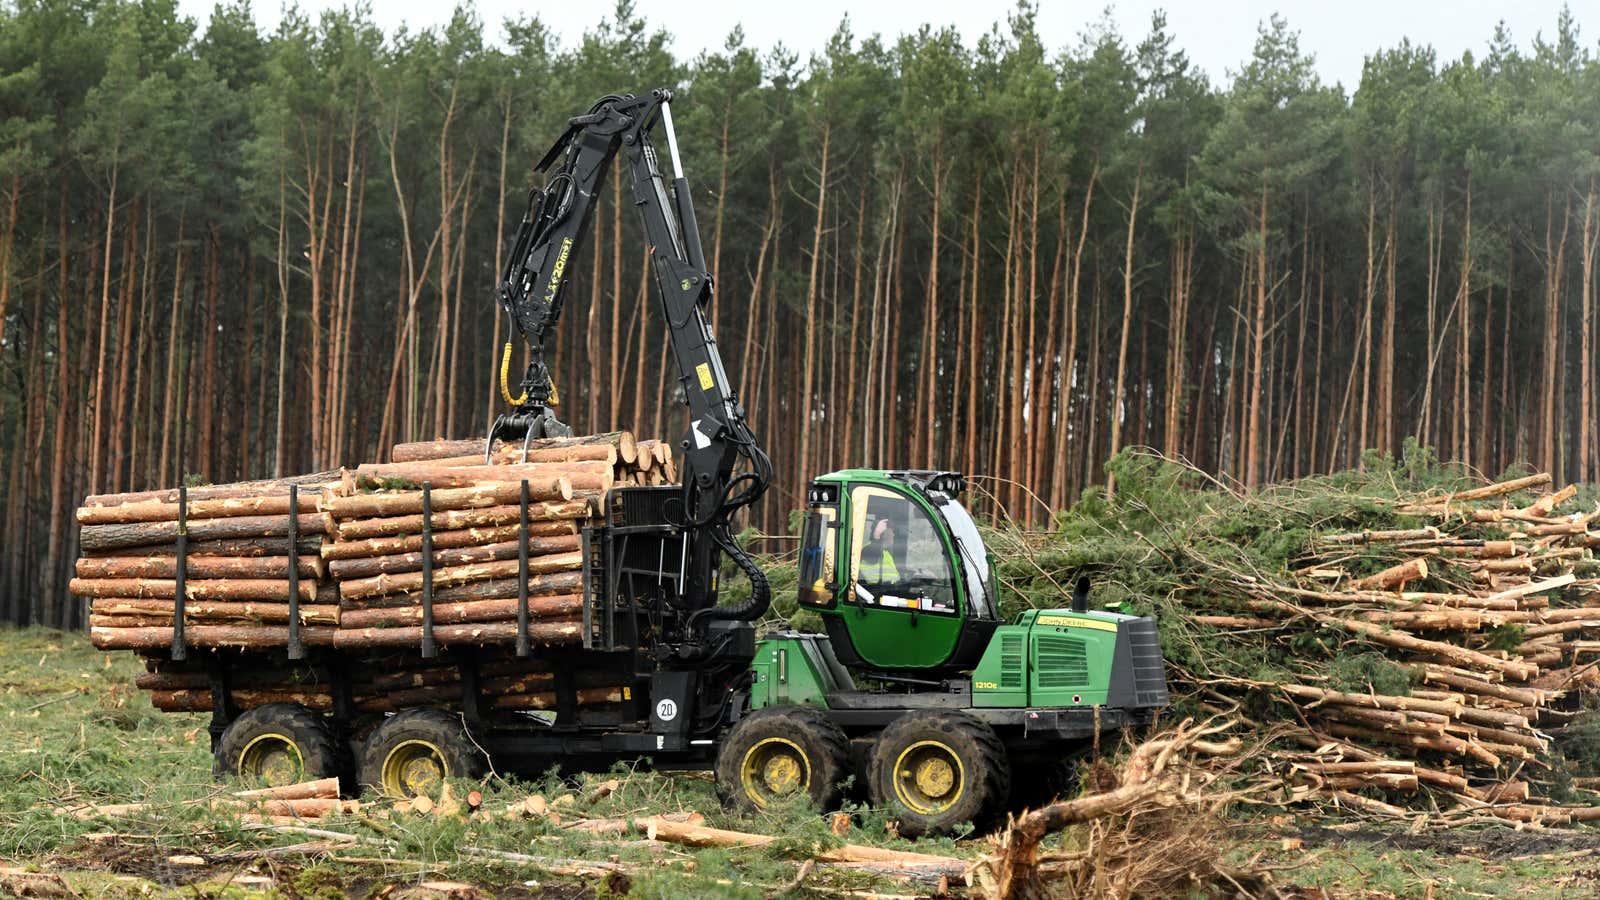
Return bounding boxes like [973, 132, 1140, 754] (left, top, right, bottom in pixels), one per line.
[715, 705, 851, 812]
[869, 711, 1010, 837]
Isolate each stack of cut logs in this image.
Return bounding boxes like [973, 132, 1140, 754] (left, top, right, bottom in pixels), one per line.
[75, 473, 343, 652]
[323, 431, 659, 649]
[1196, 472, 1600, 825]
[75, 430, 670, 716]
[136, 650, 636, 716]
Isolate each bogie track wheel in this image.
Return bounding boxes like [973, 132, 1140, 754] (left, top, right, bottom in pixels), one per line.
[358, 709, 487, 798]
[715, 705, 850, 813]
[869, 711, 1010, 837]
[214, 703, 340, 787]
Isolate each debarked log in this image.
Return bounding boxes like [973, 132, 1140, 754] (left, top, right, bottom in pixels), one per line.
[90, 598, 341, 626]
[322, 478, 572, 519]
[334, 501, 591, 541]
[91, 625, 339, 650]
[71, 577, 317, 602]
[336, 594, 583, 629]
[76, 554, 323, 580]
[337, 552, 584, 600]
[326, 535, 582, 580]
[79, 513, 334, 552]
[331, 619, 585, 648]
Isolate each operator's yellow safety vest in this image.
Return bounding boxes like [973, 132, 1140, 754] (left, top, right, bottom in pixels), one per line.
[861, 549, 899, 582]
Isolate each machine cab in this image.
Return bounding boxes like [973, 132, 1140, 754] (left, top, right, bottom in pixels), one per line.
[796, 470, 999, 676]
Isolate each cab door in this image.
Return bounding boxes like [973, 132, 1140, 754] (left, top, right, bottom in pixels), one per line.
[837, 484, 964, 670]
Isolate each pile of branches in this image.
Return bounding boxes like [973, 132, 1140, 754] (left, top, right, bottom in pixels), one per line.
[991, 447, 1600, 827]
[972, 719, 1282, 900]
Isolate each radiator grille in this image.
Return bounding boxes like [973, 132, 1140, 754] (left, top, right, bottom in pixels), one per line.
[1035, 634, 1090, 688]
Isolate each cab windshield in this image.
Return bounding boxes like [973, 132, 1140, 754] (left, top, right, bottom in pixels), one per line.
[935, 497, 996, 619]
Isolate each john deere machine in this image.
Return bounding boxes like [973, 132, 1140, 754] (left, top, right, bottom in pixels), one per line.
[465, 88, 1169, 835]
[210, 89, 1170, 837]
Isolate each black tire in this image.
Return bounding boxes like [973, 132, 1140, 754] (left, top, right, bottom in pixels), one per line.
[868, 711, 1010, 837]
[358, 709, 488, 798]
[214, 703, 340, 786]
[715, 705, 851, 813]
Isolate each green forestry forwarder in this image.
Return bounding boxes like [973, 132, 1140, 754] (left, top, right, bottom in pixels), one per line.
[235, 90, 1171, 837]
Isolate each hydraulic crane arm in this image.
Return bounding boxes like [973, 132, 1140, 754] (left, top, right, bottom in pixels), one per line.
[493, 89, 772, 629]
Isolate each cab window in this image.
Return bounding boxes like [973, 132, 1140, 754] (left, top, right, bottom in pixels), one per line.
[849, 487, 957, 614]
[798, 507, 838, 608]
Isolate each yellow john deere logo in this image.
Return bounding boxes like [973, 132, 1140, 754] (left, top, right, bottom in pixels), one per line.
[543, 237, 574, 303]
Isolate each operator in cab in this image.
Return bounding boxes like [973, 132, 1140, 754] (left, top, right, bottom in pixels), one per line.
[861, 517, 900, 585]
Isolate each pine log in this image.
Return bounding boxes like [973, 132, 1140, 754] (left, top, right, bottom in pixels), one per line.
[234, 778, 342, 801]
[355, 461, 615, 493]
[632, 818, 961, 868]
[1401, 473, 1553, 510]
[392, 432, 637, 465]
[71, 577, 317, 602]
[318, 524, 569, 561]
[1332, 617, 1540, 680]
[92, 625, 338, 650]
[1349, 558, 1430, 591]
[489, 686, 630, 710]
[1277, 684, 1463, 718]
[76, 555, 323, 580]
[1319, 774, 1419, 792]
[80, 471, 343, 507]
[87, 536, 325, 558]
[331, 619, 584, 649]
[337, 552, 584, 600]
[77, 492, 322, 525]
[323, 479, 572, 519]
[336, 594, 583, 629]
[419, 446, 618, 468]
[135, 669, 334, 690]
[79, 513, 334, 552]
[335, 501, 591, 541]
[338, 572, 585, 609]
[1417, 667, 1548, 707]
[1321, 721, 1493, 765]
[90, 598, 340, 626]
[327, 535, 581, 580]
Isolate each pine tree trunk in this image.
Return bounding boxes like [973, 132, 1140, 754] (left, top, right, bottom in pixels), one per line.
[1107, 168, 1141, 496]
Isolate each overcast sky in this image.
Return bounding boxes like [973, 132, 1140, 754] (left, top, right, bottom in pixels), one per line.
[176, 0, 1589, 92]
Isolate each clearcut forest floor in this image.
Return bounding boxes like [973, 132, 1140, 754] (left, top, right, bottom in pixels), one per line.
[2, 627, 1598, 899]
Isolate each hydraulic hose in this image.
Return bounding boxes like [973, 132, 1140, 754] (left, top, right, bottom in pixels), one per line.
[687, 524, 771, 628]
[499, 342, 528, 406]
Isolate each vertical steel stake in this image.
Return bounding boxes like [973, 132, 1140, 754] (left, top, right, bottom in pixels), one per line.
[287, 483, 303, 660]
[421, 482, 436, 658]
[516, 479, 531, 657]
[171, 483, 188, 661]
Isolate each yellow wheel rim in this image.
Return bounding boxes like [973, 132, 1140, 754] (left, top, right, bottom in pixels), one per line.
[892, 740, 964, 816]
[739, 737, 811, 807]
[237, 732, 304, 786]
[380, 739, 449, 797]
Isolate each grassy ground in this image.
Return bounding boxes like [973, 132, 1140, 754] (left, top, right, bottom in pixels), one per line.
[2, 627, 1598, 898]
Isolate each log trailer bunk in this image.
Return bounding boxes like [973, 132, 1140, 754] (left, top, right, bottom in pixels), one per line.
[202, 89, 1170, 836]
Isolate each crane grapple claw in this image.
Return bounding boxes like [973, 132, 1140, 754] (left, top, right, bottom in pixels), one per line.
[486, 409, 574, 462]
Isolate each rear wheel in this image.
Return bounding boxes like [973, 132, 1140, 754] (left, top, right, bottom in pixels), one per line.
[869, 711, 1009, 837]
[359, 709, 487, 798]
[214, 703, 340, 787]
[716, 705, 851, 812]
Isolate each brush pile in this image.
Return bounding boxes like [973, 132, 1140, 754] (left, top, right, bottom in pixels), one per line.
[994, 447, 1600, 827]
[76, 430, 671, 715]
